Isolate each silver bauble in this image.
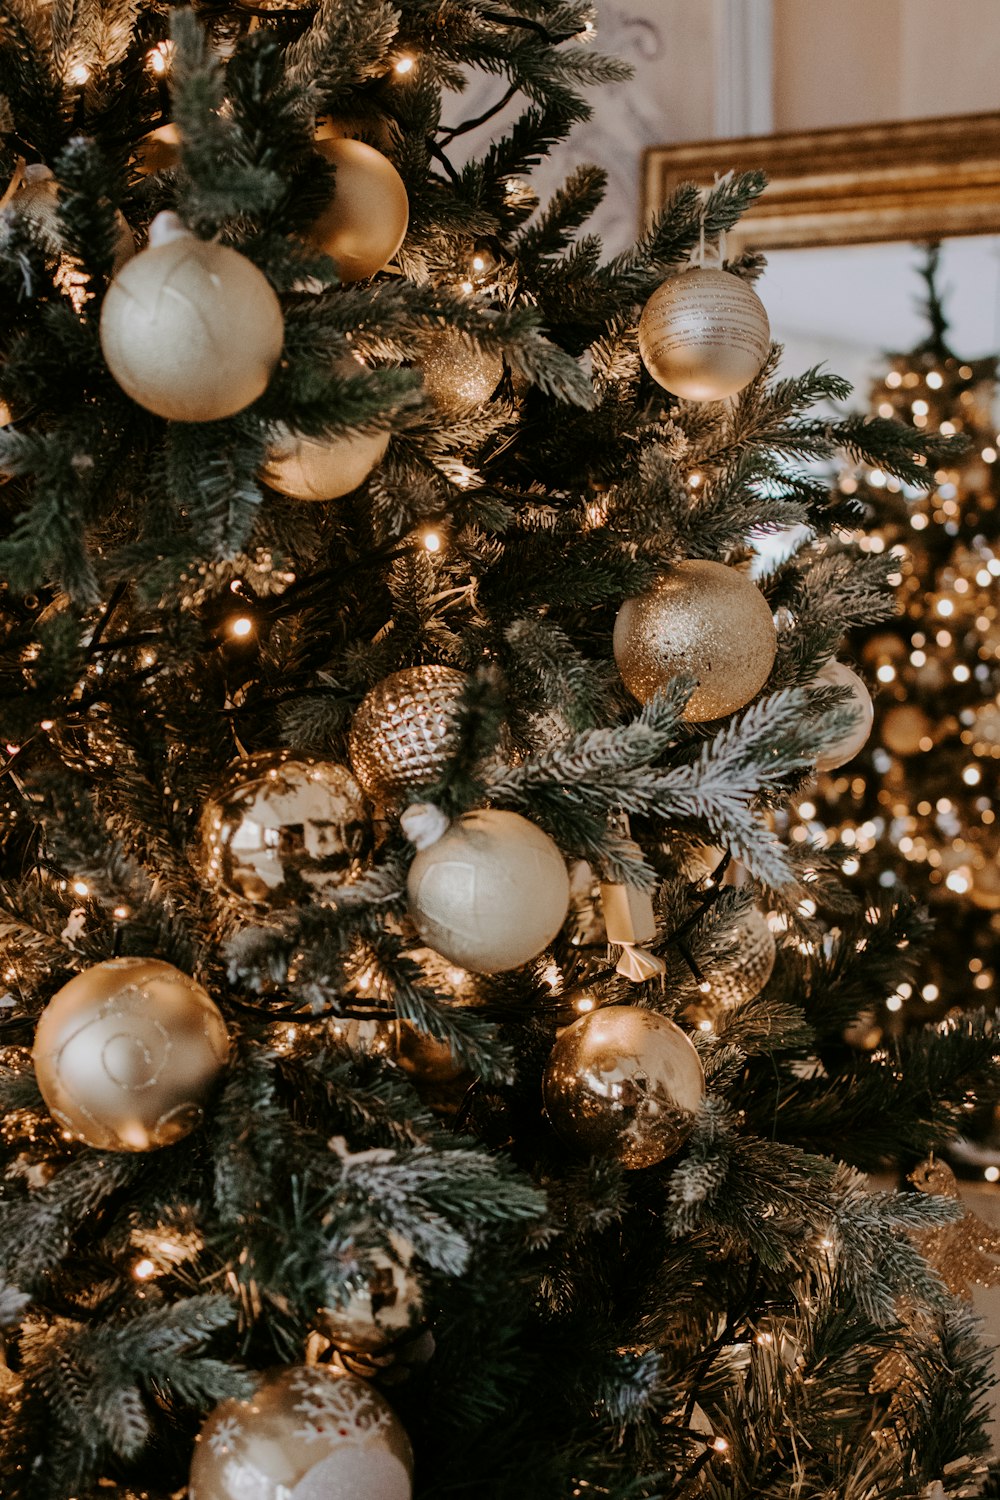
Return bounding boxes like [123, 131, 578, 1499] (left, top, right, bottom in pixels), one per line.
[543, 1005, 705, 1168]
[349, 666, 468, 804]
[33, 958, 229, 1152]
[638, 267, 770, 401]
[189, 1365, 413, 1500]
[614, 559, 777, 720]
[406, 809, 570, 973]
[200, 751, 372, 910]
[812, 659, 874, 772]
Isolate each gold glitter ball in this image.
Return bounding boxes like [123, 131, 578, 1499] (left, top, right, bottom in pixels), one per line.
[543, 1005, 705, 1169]
[638, 267, 770, 401]
[419, 331, 503, 412]
[349, 666, 468, 804]
[613, 559, 777, 721]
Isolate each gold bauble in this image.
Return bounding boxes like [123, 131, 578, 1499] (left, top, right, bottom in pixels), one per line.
[396, 1021, 466, 1084]
[637, 267, 770, 401]
[5, 167, 134, 272]
[33, 958, 229, 1153]
[319, 1233, 422, 1354]
[189, 1365, 413, 1500]
[881, 702, 934, 757]
[970, 862, 1000, 912]
[704, 907, 776, 1009]
[406, 809, 570, 974]
[614, 559, 777, 720]
[261, 423, 390, 501]
[304, 138, 409, 282]
[419, 331, 503, 412]
[812, 659, 874, 772]
[200, 751, 372, 910]
[100, 212, 284, 422]
[48, 702, 118, 774]
[133, 123, 182, 176]
[349, 666, 468, 804]
[843, 1010, 883, 1051]
[543, 1005, 705, 1169]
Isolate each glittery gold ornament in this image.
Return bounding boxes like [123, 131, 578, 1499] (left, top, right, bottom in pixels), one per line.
[100, 212, 283, 422]
[349, 666, 468, 804]
[638, 267, 770, 401]
[319, 1233, 422, 1355]
[543, 1005, 704, 1168]
[812, 659, 874, 772]
[614, 560, 777, 720]
[303, 138, 409, 283]
[33, 958, 229, 1152]
[189, 1365, 413, 1500]
[406, 808, 569, 973]
[909, 1156, 1000, 1299]
[3, 165, 135, 273]
[419, 332, 503, 412]
[261, 423, 390, 501]
[704, 907, 775, 1009]
[200, 751, 372, 910]
[881, 702, 934, 757]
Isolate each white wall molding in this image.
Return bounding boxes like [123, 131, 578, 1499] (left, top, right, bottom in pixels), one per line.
[714, 0, 774, 138]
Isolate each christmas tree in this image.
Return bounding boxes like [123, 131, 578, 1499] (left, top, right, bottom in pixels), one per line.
[799, 245, 1000, 1033]
[1, 8, 998, 1499]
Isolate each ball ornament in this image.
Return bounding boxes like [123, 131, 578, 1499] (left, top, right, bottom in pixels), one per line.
[349, 666, 468, 803]
[189, 1365, 413, 1500]
[304, 138, 409, 282]
[200, 751, 372, 910]
[4, 165, 134, 273]
[543, 1005, 704, 1169]
[614, 559, 777, 720]
[419, 332, 503, 412]
[406, 808, 570, 973]
[33, 958, 229, 1152]
[99, 212, 283, 422]
[812, 659, 874, 772]
[261, 423, 390, 501]
[704, 907, 776, 1010]
[638, 267, 770, 401]
[319, 1234, 422, 1354]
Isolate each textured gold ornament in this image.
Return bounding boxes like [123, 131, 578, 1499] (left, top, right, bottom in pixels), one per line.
[705, 907, 776, 1009]
[200, 751, 372, 911]
[406, 808, 570, 974]
[909, 1156, 1000, 1299]
[100, 213, 284, 422]
[613, 559, 777, 720]
[261, 423, 390, 501]
[638, 268, 770, 401]
[881, 702, 934, 757]
[543, 1005, 705, 1169]
[349, 666, 468, 804]
[33, 958, 229, 1153]
[319, 1233, 423, 1355]
[189, 1364, 413, 1500]
[419, 331, 503, 412]
[812, 659, 874, 772]
[303, 138, 409, 283]
[48, 702, 118, 774]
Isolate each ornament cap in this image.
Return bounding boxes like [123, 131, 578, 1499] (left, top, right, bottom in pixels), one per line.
[148, 209, 190, 249]
[400, 802, 450, 850]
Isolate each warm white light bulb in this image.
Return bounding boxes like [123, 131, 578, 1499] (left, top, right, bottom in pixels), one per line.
[230, 615, 253, 638]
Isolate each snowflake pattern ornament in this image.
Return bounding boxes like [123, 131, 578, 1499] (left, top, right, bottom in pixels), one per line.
[189, 1364, 413, 1500]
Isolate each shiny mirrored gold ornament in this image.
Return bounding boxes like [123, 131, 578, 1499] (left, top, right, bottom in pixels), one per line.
[812, 659, 874, 771]
[543, 1005, 705, 1168]
[319, 1232, 422, 1355]
[638, 267, 770, 401]
[303, 138, 409, 283]
[614, 559, 777, 720]
[406, 808, 570, 973]
[419, 332, 503, 412]
[200, 751, 372, 910]
[48, 701, 118, 774]
[100, 212, 284, 422]
[189, 1364, 413, 1500]
[349, 666, 468, 804]
[881, 702, 934, 757]
[704, 906, 775, 1009]
[33, 958, 229, 1152]
[261, 423, 390, 501]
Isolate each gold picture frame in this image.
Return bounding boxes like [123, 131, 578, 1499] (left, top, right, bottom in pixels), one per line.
[642, 113, 1000, 253]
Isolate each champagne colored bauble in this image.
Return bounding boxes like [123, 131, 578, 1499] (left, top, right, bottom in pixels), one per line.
[881, 702, 934, 757]
[5, 167, 134, 272]
[396, 1021, 466, 1084]
[419, 332, 503, 412]
[704, 907, 775, 1009]
[261, 423, 390, 501]
[320, 1234, 422, 1354]
[133, 123, 182, 176]
[406, 809, 570, 974]
[304, 138, 409, 282]
[812, 659, 874, 772]
[970, 861, 1000, 912]
[349, 666, 468, 804]
[543, 1005, 705, 1169]
[638, 267, 770, 401]
[200, 750, 372, 910]
[614, 560, 777, 720]
[33, 958, 229, 1152]
[100, 212, 284, 422]
[189, 1365, 413, 1500]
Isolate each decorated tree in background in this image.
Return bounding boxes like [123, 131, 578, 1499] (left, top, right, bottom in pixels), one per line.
[796, 246, 1000, 1041]
[1, 8, 999, 1500]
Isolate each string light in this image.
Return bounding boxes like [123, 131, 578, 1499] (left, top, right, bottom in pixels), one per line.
[709, 1436, 729, 1453]
[394, 54, 415, 74]
[986, 1166, 1000, 1183]
[113, 905, 129, 919]
[422, 529, 442, 553]
[229, 615, 253, 639]
[133, 1258, 156, 1280]
[69, 62, 90, 85]
[147, 41, 173, 75]
[71, 880, 89, 898]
